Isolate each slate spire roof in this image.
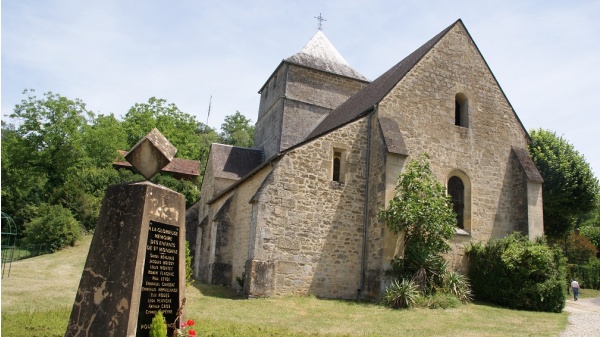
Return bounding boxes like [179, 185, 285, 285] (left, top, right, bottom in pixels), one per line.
[285, 30, 369, 81]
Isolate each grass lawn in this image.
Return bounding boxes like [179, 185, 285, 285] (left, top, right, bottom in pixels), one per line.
[1, 235, 571, 336]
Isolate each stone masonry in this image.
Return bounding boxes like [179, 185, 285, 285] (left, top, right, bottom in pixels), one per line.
[189, 20, 544, 299]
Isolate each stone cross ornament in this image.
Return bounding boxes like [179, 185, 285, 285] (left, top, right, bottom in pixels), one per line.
[125, 128, 177, 180]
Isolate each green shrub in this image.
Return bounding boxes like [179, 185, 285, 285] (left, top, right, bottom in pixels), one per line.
[149, 311, 168, 337]
[568, 258, 600, 289]
[466, 233, 566, 312]
[580, 226, 600, 251]
[414, 292, 461, 309]
[22, 204, 82, 252]
[383, 279, 419, 309]
[566, 233, 597, 264]
[186, 241, 194, 284]
[440, 271, 473, 303]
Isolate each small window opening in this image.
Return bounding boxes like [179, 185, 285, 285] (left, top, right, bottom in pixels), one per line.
[455, 93, 468, 127]
[273, 74, 278, 89]
[448, 176, 465, 229]
[333, 151, 342, 182]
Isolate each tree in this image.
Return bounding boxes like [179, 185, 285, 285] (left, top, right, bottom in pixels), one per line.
[379, 154, 457, 293]
[8, 90, 93, 188]
[83, 114, 128, 167]
[579, 201, 600, 252]
[219, 111, 255, 148]
[379, 154, 456, 256]
[2, 90, 93, 232]
[122, 97, 203, 159]
[528, 129, 600, 240]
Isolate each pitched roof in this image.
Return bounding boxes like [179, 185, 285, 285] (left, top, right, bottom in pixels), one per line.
[114, 150, 200, 177]
[210, 144, 264, 180]
[285, 30, 369, 82]
[305, 20, 458, 141]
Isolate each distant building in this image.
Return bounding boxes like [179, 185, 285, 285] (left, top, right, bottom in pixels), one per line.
[187, 19, 544, 299]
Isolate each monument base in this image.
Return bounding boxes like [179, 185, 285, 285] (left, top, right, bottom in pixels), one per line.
[65, 181, 186, 337]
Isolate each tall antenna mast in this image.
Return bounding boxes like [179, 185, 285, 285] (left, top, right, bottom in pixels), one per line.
[206, 95, 212, 126]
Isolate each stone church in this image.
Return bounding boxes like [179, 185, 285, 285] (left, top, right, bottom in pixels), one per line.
[187, 19, 544, 299]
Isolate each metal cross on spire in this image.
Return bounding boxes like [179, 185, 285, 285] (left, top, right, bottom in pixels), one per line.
[314, 13, 327, 30]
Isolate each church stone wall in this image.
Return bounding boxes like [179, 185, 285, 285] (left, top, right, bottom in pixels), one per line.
[377, 23, 534, 267]
[249, 117, 370, 298]
[254, 65, 285, 159]
[254, 63, 368, 160]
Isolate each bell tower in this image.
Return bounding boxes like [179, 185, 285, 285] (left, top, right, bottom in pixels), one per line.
[253, 31, 370, 160]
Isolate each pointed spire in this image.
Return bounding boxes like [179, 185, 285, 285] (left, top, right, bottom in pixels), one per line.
[285, 31, 368, 81]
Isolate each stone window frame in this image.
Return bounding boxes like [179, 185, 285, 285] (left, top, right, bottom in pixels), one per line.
[446, 169, 472, 235]
[454, 93, 469, 128]
[330, 144, 349, 185]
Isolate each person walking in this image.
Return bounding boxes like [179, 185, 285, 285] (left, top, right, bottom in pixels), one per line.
[570, 280, 580, 301]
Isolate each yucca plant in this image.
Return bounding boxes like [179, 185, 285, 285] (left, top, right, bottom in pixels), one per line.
[441, 271, 473, 303]
[384, 279, 420, 309]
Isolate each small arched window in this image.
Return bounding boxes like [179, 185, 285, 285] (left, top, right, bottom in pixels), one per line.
[455, 93, 468, 127]
[333, 151, 342, 182]
[448, 176, 465, 229]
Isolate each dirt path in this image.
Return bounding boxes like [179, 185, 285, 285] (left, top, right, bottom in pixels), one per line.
[559, 297, 600, 337]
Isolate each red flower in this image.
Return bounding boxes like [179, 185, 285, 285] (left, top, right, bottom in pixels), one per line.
[186, 319, 195, 327]
[188, 329, 196, 336]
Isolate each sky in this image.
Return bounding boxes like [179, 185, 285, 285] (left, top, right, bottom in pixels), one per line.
[2, 0, 599, 176]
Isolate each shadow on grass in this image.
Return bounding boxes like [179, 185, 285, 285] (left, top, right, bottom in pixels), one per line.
[189, 280, 244, 299]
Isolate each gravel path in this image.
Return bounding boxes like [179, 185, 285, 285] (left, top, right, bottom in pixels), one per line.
[559, 297, 600, 337]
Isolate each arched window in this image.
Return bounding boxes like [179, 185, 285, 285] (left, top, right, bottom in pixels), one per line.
[455, 93, 468, 127]
[333, 151, 342, 182]
[448, 176, 465, 229]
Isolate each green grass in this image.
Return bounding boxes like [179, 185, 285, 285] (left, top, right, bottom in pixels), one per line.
[1, 235, 572, 336]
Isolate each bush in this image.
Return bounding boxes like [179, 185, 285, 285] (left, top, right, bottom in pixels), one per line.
[568, 258, 600, 289]
[149, 311, 167, 337]
[383, 279, 419, 309]
[467, 233, 566, 312]
[413, 292, 461, 309]
[440, 271, 473, 303]
[580, 226, 600, 251]
[22, 204, 82, 252]
[566, 233, 597, 264]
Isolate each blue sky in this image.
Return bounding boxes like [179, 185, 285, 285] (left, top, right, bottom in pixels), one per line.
[2, 0, 599, 176]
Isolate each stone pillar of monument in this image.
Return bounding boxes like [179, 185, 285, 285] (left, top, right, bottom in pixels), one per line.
[65, 129, 186, 337]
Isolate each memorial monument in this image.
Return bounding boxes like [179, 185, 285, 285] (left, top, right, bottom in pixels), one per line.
[65, 129, 186, 337]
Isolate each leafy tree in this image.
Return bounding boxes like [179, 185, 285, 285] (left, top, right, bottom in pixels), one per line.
[528, 129, 599, 240]
[83, 114, 128, 167]
[379, 154, 456, 257]
[219, 111, 255, 148]
[2, 90, 93, 232]
[122, 97, 202, 159]
[565, 233, 597, 264]
[579, 201, 600, 252]
[379, 154, 457, 294]
[8, 90, 93, 187]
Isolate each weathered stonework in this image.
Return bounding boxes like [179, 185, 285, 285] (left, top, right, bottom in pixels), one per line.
[254, 63, 368, 160]
[189, 20, 544, 300]
[66, 181, 186, 337]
